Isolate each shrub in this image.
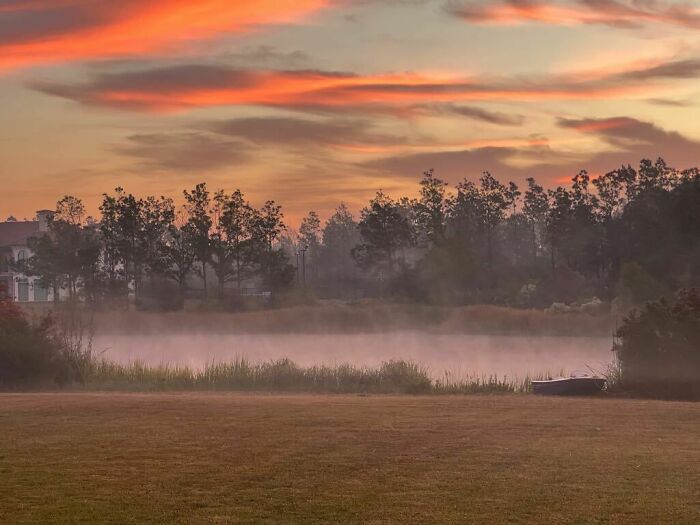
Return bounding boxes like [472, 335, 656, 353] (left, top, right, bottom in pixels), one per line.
[0, 298, 79, 389]
[614, 288, 700, 399]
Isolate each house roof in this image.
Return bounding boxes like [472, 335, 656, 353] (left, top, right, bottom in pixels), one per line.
[0, 221, 40, 248]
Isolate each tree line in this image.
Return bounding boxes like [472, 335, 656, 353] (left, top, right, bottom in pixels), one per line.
[21, 185, 291, 308]
[299, 158, 699, 308]
[17, 157, 700, 309]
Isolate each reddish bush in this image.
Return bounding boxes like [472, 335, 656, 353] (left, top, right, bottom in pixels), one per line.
[0, 290, 77, 389]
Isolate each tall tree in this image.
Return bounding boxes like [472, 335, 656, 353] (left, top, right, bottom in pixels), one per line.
[160, 208, 197, 292]
[321, 203, 361, 285]
[99, 188, 147, 302]
[414, 169, 449, 246]
[299, 211, 321, 282]
[451, 172, 517, 267]
[183, 183, 212, 299]
[352, 191, 414, 279]
[253, 200, 287, 288]
[55, 195, 85, 226]
[23, 233, 61, 303]
[141, 196, 175, 278]
[523, 177, 549, 261]
[209, 189, 257, 296]
[23, 197, 101, 303]
[546, 171, 601, 275]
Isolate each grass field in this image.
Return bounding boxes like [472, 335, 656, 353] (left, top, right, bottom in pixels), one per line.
[1, 394, 698, 524]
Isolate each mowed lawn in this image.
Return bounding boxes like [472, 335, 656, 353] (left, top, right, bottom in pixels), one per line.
[1, 394, 698, 524]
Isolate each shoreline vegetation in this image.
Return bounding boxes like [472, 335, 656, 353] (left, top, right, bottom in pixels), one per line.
[64, 358, 542, 395]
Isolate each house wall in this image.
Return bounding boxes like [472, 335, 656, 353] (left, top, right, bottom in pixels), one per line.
[1, 245, 55, 303]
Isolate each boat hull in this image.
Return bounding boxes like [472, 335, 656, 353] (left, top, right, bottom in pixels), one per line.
[531, 377, 606, 396]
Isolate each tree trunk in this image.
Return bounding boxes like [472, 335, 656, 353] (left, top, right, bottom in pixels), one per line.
[235, 257, 242, 292]
[550, 245, 556, 271]
[487, 229, 493, 268]
[202, 260, 208, 300]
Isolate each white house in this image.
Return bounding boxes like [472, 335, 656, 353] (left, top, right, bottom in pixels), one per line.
[0, 210, 55, 302]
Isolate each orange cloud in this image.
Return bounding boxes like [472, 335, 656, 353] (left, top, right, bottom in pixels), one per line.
[560, 117, 633, 133]
[447, 0, 700, 29]
[0, 0, 327, 71]
[449, 2, 599, 25]
[34, 65, 660, 113]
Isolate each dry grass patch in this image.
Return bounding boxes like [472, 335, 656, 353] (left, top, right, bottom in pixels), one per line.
[1, 394, 698, 523]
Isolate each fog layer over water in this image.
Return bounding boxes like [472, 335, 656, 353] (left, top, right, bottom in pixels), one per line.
[94, 333, 613, 379]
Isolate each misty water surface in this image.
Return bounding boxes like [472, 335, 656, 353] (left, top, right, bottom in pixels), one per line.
[94, 333, 613, 379]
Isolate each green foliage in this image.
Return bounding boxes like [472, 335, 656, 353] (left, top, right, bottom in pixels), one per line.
[614, 288, 700, 399]
[414, 169, 449, 244]
[417, 236, 475, 304]
[299, 211, 321, 251]
[315, 203, 363, 297]
[22, 198, 102, 303]
[450, 172, 519, 265]
[183, 182, 213, 298]
[546, 171, 601, 275]
[209, 189, 258, 296]
[352, 191, 414, 278]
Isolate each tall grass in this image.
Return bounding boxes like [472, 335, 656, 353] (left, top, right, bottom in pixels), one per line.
[80, 357, 533, 394]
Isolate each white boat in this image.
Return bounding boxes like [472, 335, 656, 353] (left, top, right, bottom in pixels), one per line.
[531, 371, 606, 396]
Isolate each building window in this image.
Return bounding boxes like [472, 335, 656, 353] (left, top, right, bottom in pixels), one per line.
[18, 279, 29, 302]
[17, 250, 26, 262]
[34, 282, 49, 302]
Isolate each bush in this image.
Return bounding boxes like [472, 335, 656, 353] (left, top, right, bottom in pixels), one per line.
[614, 288, 700, 399]
[0, 298, 79, 389]
[83, 358, 435, 394]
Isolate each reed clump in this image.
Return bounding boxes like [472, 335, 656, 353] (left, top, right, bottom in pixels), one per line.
[80, 357, 530, 394]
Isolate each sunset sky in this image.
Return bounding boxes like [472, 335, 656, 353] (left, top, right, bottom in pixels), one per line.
[2, 0, 699, 223]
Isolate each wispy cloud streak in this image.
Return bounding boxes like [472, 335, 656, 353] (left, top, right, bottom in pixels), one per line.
[31, 57, 700, 112]
[0, 0, 327, 71]
[446, 0, 700, 29]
